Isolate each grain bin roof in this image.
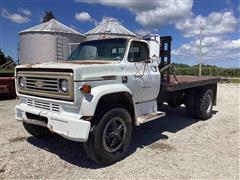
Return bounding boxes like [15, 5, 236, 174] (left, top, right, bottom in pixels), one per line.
[19, 19, 83, 35]
[85, 20, 136, 37]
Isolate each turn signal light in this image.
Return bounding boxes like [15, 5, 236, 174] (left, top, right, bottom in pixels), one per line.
[81, 84, 91, 94]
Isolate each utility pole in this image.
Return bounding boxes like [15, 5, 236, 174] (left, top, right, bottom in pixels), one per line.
[17, 43, 20, 65]
[199, 23, 203, 76]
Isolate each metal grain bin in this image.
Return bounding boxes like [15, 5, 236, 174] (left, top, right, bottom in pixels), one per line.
[85, 20, 136, 40]
[19, 19, 85, 64]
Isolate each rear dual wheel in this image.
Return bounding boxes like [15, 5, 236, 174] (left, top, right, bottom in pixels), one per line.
[194, 89, 214, 120]
[185, 89, 214, 120]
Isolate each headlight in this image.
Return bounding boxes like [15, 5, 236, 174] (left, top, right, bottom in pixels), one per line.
[19, 77, 25, 88]
[59, 79, 68, 92]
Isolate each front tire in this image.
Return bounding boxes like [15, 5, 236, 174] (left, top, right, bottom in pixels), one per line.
[83, 105, 132, 165]
[23, 122, 53, 138]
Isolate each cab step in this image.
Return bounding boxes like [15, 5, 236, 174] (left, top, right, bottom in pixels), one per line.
[136, 111, 166, 126]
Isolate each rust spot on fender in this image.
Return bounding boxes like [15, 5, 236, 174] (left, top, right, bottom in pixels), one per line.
[22, 63, 41, 68]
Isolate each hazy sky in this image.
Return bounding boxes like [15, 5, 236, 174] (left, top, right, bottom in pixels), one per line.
[0, 0, 239, 67]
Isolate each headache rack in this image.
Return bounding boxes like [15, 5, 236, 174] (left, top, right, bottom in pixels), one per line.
[158, 36, 220, 93]
[159, 36, 172, 83]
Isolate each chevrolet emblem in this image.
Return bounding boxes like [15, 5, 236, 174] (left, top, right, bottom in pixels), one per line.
[35, 81, 45, 88]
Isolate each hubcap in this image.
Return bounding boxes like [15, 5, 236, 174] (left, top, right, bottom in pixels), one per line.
[205, 94, 213, 114]
[102, 117, 127, 153]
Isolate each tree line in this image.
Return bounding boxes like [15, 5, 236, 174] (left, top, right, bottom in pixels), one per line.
[171, 63, 240, 77]
[0, 49, 15, 66]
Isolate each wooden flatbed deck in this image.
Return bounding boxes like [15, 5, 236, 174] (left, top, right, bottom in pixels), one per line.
[162, 76, 220, 92]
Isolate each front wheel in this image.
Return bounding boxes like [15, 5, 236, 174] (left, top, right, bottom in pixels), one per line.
[83, 106, 132, 165]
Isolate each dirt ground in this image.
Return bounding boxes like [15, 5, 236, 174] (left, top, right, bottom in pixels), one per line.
[0, 84, 239, 179]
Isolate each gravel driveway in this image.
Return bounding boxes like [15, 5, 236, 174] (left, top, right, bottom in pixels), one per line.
[0, 84, 239, 179]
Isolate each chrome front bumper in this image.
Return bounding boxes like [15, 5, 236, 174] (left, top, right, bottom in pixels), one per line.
[15, 103, 91, 142]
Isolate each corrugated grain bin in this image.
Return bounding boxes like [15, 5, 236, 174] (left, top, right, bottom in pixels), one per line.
[19, 19, 85, 64]
[85, 20, 137, 40]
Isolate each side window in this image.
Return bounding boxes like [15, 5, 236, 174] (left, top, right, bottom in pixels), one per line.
[128, 41, 149, 62]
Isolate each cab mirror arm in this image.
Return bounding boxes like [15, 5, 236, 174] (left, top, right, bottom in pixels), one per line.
[144, 58, 151, 64]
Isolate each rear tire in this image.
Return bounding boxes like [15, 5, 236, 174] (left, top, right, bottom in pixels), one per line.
[194, 89, 214, 120]
[83, 105, 132, 165]
[23, 122, 53, 138]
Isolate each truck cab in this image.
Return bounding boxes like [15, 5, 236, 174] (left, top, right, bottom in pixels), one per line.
[15, 35, 219, 164]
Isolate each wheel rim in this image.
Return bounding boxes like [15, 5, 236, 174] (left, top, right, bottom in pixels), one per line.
[102, 117, 127, 153]
[205, 94, 213, 114]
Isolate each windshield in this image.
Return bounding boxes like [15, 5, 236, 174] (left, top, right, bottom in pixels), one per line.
[67, 38, 127, 61]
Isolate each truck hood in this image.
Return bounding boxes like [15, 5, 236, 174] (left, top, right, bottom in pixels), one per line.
[16, 60, 121, 81]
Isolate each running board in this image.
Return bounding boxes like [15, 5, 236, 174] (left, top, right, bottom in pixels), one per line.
[136, 111, 166, 126]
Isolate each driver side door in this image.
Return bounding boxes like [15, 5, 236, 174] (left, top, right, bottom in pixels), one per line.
[126, 41, 160, 103]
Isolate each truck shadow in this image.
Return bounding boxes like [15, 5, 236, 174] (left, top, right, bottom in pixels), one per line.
[27, 105, 218, 169]
[0, 96, 17, 101]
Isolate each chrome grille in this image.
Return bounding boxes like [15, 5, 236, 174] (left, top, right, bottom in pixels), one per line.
[27, 99, 60, 112]
[25, 77, 59, 92]
[17, 70, 74, 101]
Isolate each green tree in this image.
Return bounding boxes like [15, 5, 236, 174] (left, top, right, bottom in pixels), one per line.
[6, 55, 14, 63]
[42, 10, 56, 23]
[0, 49, 15, 66]
[0, 49, 7, 66]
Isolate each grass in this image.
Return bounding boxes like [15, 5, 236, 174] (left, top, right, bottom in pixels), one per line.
[0, 68, 14, 73]
[0, 68, 14, 77]
[229, 78, 240, 83]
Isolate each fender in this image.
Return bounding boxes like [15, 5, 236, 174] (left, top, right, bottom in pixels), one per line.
[81, 84, 134, 117]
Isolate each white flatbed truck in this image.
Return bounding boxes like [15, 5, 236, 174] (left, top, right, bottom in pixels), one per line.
[15, 35, 220, 164]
